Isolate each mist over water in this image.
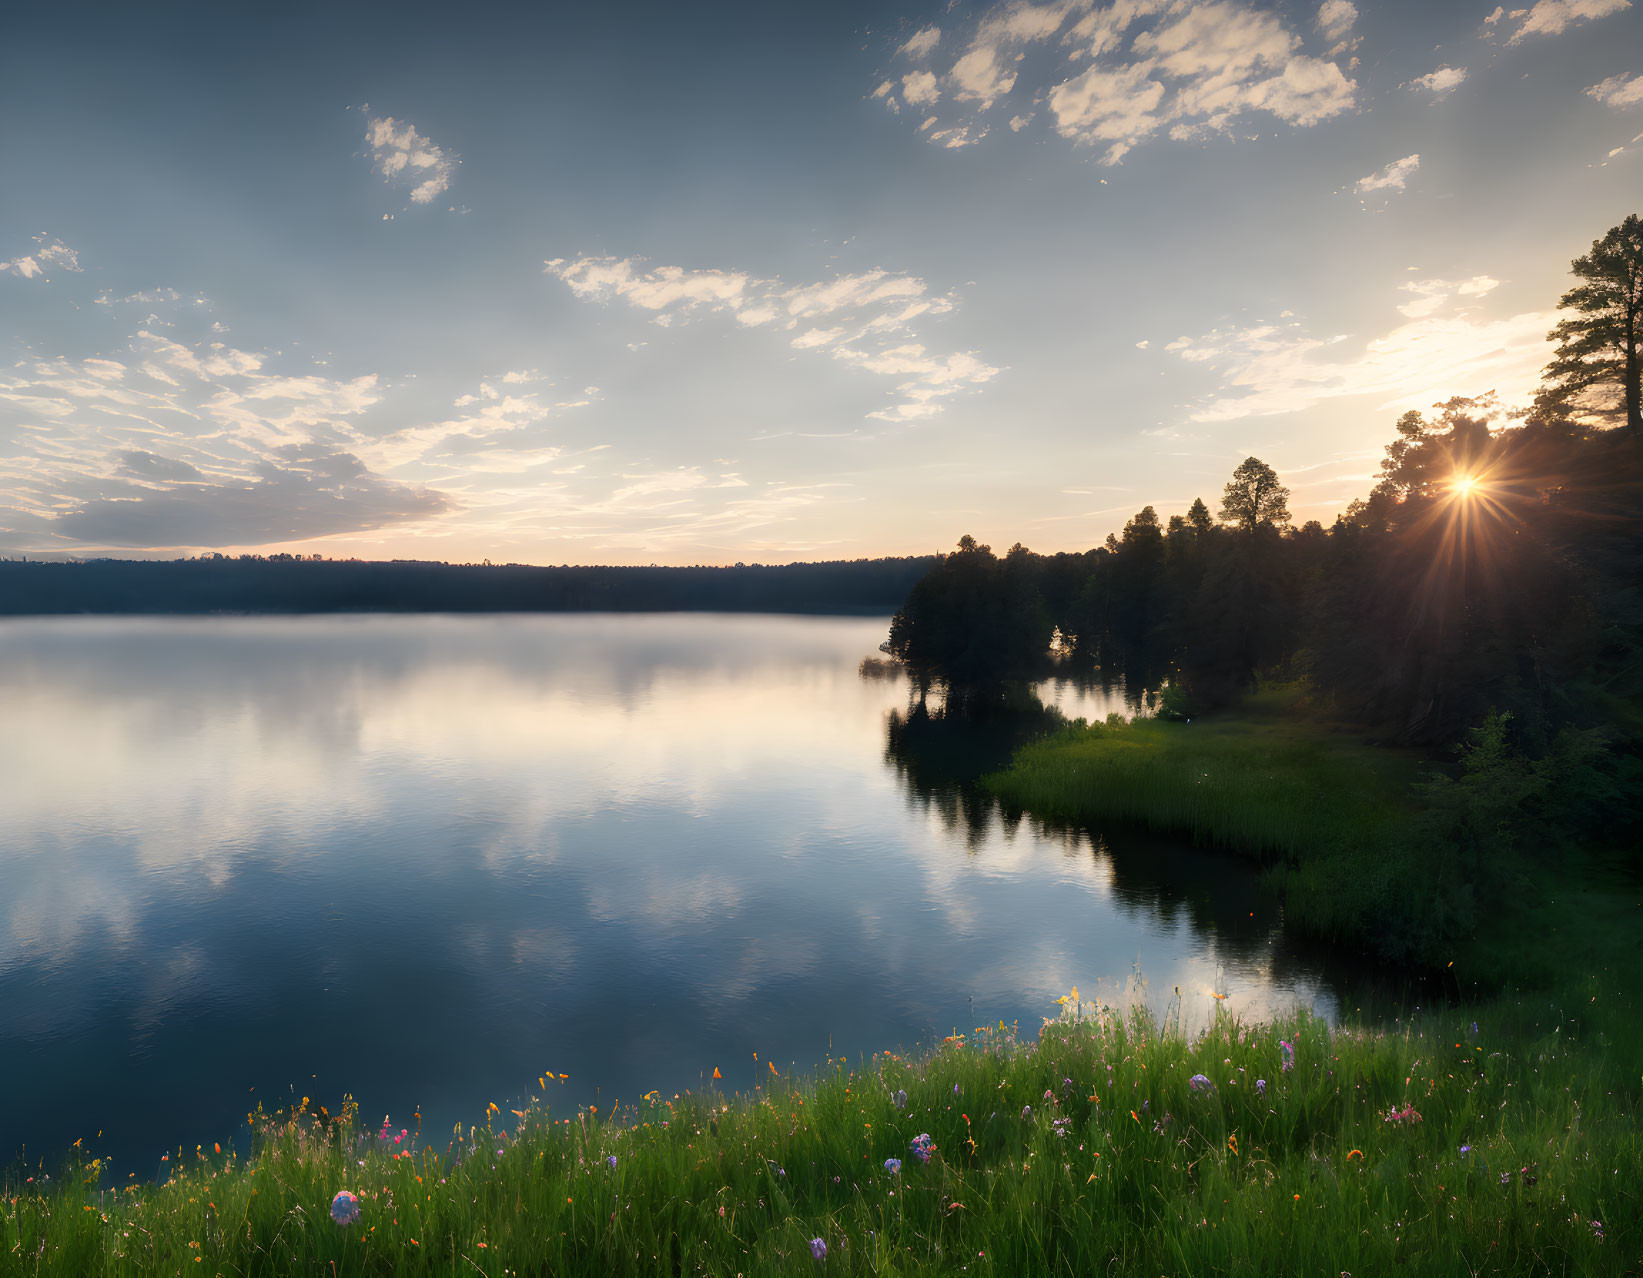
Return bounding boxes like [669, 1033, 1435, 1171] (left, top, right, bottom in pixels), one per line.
[0, 614, 1341, 1170]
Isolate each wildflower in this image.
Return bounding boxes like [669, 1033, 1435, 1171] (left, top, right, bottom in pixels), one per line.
[1255, 1079, 1267, 1097]
[607, 1155, 618, 1169]
[1188, 1074, 1215, 1094]
[884, 1158, 901, 1175]
[330, 1190, 361, 1227]
[1021, 1105, 1032, 1121]
[892, 1089, 907, 1110]
[1590, 1219, 1605, 1243]
[1280, 1041, 1294, 1073]
[953, 1083, 960, 1095]
[1459, 1145, 1472, 1155]
[1499, 1172, 1511, 1186]
[910, 1133, 933, 1164]
[810, 1237, 827, 1261]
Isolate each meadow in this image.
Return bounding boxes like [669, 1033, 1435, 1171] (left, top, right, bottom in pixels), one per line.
[981, 688, 1632, 979]
[6, 979, 1637, 1277]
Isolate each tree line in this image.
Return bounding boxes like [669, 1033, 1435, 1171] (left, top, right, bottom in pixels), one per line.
[0, 556, 937, 617]
[888, 215, 1643, 753]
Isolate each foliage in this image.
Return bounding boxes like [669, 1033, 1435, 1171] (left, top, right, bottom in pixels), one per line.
[888, 537, 1053, 686]
[1219, 456, 1292, 533]
[1535, 212, 1643, 434]
[7, 988, 1638, 1277]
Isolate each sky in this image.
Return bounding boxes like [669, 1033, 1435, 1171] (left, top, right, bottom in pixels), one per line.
[2, 0, 1640, 565]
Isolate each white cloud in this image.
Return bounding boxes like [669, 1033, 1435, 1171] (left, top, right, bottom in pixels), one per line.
[902, 70, 941, 105]
[1587, 71, 1643, 108]
[95, 288, 182, 307]
[0, 326, 449, 551]
[1048, 61, 1169, 164]
[1315, 0, 1357, 46]
[899, 25, 942, 58]
[1396, 275, 1499, 318]
[950, 43, 1019, 107]
[880, 0, 1356, 165]
[1503, 0, 1631, 43]
[363, 112, 458, 207]
[545, 256, 998, 421]
[1165, 276, 1552, 422]
[1406, 65, 1468, 98]
[1, 235, 82, 281]
[1355, 153, 1420, 194]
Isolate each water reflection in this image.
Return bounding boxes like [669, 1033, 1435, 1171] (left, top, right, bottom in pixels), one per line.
[0, 615, 1343, 1173]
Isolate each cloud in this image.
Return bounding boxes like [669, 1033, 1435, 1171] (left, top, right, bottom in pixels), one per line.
[363, 112, 458, 207]
[1164, 276, 1553, 422]
[1587, 71, 1643, 108]
[876, 0, 1356, 165]
[1355, 153, 1420, 193]
[357, 375, 596, 475]
[53, 445, 449, 547]
[2, 235, 82, 281]
[1406, 65, 1468, 98]
[1314, 0, 1358, 47]
[902, 70, 941, 105]
[0, 324, 449, 552]
[1501, 0, 1631, 43]
[899, 25, 941, 58]
[545, 256, 999, 421]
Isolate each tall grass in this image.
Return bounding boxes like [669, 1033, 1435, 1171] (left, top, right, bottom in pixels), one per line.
[6, 988, 1636, 1276]
[980, 697, 1480, 964]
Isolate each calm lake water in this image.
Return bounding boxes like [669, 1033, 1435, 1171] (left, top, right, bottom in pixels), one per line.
[0, 614, 1344, 1172]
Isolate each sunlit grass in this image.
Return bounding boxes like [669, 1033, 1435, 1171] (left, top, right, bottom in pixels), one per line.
[5, 987, 1636, 1276]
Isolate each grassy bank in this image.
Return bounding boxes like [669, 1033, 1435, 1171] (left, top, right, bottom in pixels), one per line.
[984, 689, 1566, 970]
[6, 989, 1639, 1277]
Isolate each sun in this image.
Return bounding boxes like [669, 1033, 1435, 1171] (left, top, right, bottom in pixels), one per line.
[1451, 473, 1480, 498]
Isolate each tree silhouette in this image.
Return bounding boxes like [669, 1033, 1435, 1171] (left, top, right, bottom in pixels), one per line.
[1537, 213, 1643, 434]
[1219, 457, 1291, 532]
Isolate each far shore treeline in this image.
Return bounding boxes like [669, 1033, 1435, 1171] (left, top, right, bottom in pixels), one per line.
[0, 555, 935, 616]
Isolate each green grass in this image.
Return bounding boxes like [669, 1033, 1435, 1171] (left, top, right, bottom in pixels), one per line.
[982, 689, 1454, 963]
[6, 990, 1638, 1277]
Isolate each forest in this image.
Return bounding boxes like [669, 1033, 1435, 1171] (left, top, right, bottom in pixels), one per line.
[0, 554, 935, 616]
[886, 215, 1643, 967]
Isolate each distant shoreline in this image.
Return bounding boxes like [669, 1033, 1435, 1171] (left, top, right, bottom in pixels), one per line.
[0, 555, 935, 617]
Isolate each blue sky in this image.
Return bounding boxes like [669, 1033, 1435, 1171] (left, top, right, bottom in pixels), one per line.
[2, 0, 1639, 563]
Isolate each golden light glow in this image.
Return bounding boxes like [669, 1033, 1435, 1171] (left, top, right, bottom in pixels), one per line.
[1451, 473, 1480, 498]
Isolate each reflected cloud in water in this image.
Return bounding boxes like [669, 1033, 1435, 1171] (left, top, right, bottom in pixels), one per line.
[1, 615, 1341, 1170]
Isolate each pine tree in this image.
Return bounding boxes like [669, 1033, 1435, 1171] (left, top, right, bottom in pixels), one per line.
[1537, 213, 1643, 434]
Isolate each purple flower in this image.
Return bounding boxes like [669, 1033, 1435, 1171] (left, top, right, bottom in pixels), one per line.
[884, 1158, 902, 1175]
[810, 1237, 827, 1261]
[1021, 1105, 1032, 1120]
[330, 1190, 360, 1227]
[607, 1155, 618, 1169]
[953, 1083, 960, 1095]
[1255, 1079, 1267, 1097]
[1459, 1145, 1471, 1154]
[891, 1089, 907, 1110]
[1188, 1074, 1215, 1094]
[1280, 1040, 1294, 1073]
[910, 1133, 933, 1163]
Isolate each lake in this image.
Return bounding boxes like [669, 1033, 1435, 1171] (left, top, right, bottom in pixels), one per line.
[0, 613, 1344, 1172]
